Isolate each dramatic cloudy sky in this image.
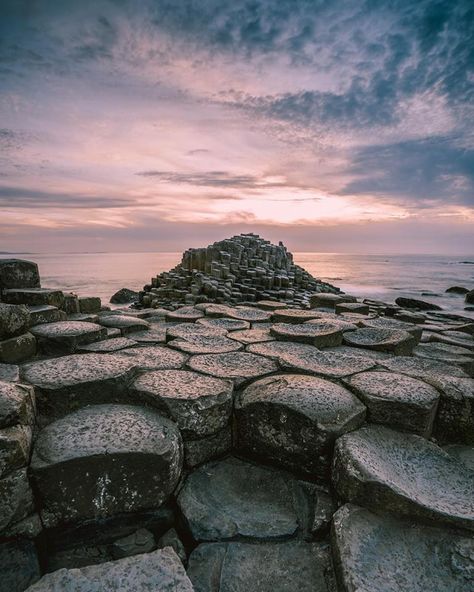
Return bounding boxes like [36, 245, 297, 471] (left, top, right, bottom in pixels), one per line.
[1, 0, 473, 253]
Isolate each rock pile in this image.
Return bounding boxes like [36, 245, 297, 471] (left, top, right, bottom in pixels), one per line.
[140, 233, 339, 308]
[0, 256, 473, 591]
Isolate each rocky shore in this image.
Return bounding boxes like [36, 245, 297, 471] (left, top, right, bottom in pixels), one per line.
[0, 236, 473, 592]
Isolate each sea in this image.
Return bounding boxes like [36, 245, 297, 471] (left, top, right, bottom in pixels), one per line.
[1, 252, 474, 319]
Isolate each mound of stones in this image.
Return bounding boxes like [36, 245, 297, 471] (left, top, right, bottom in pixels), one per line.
[0, 255, 474, 591]
[140, 233, 340, 307]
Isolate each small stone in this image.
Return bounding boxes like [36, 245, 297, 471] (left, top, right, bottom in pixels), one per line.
[446, 286, 470, 295]
[0, 332, 36, 363]
[0, 259, 40, 289]
[112, 528, 155, 559]
[0, 303, 30, 340]
[343, 327, 416, 355]
[110, 288, 139, 304]
[30, 321, 106, 355]
[187, 352, 278, 387]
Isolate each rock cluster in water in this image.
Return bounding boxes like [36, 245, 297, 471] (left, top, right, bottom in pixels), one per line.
[140, 233, 339, 308]
[0, 250, 473, 592]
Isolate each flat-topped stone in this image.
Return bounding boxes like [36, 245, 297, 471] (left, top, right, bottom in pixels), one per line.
[188, 540, 333, 592]
[413, 342, 474, 375]
[324, 344, 393, 361]
[78, 337, 137, 353]
[30, 321, 107, 355]
[256, 300, 289, 310]
[117, 345, 187, 371]
[168, 334, 243, 354]
[165, 307, 205, 323]
[21, 353, 137, 419]
[0, 332, 36, 363]
[343, 327, 416, 355]
[395, 296, 442, 311]
[130, 369, 233, 438]
[131, 327, 168, 343]
[200, 303, 234, 317]
[345, 371, 439, 436]
[223, 306, 272, 323]
[381, 355, 469, 379]
[0, 381, 35, 428]
[31, 404, 182, 527]
[333, 425, 474, 531]
[97, 315, 150, 335]
[2, 288, 64, 308]
[228, 328, 275, 344]
[25, 547, 193, 592]
[197, 317, 250, 331]
[187, 352, 278, 386]
[236, 374, 365, 478]
[332, 504, 474, 592]
[166, 323, 227, 341]
[0, 539, 40, 592]
[0, 259, 40, 289]
[306, 317, 358, 333]
[310, 293, 356, 309]
[0, 303, 30, 340]
[271, 322, 343, 348]
[361, 316, 423, 341]
[271, 309, 323, 323]
[335, 302, 369, 315]
[177, 457, 314, 542]
[248, 341, 377, 378]
[28, 305, 66, 326]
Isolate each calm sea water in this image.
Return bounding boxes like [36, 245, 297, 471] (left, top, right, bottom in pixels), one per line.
[2, 252, 474, 318]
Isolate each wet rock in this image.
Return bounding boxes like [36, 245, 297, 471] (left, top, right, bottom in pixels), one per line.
[335, 302, 369, 315]
[110, 288, 139, 304]
[168, 334, 243, 354]
[332, 504, 474, 592]
[187, 352, 278, 387]
[0, 332, 36, 363]
[236, 374, 365, 478]
[78, 336, 137, 353]
[28, 305, 66, 326]
[0, 303, 30, 340]
[344, 371, 439, 436]
[272, 309, 323, 323]
[446, 286, 470, 295]
[117, 345, 187, 371]
[465, 290, 474, 304]
[130, 369, 233, 438]
[30, 321, 107, 355]
[184, 426, 232, 468]
[0, 381, 35, 428]
[270, 322, 343, 348]
[228, 328, 274, 344]
[166, 307, 205, 323]
[0, 363, 19, 382]
[30, 404, 183, 528]
[343, 327, 416, 355]
[187, 540, 333, 592]
[177, 456, 314, 541]
[157, 528, 186, 565]
[333, 425, 474, 531]
[2, 288, 64, 308]
[97, 315, 150, 335]
[25, 547, 193, 591]
[395, 296, 442, 311]
[0, 259, 40, 289]
[0, 539, 40, 592]
[196, 317, 250, 331]
[0, 468, 35, 531]
[78, 296, 101, 314]
[111, 528, 155, 559]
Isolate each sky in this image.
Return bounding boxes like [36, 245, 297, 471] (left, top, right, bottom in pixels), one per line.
[0, 0, 473, 254]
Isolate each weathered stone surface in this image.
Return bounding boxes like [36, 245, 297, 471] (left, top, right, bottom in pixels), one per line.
[0, 381, 35, 428]
[97, 315, 150, 335]
[333, 425, 474, 531]
[131, 327, 167, 343]
[271, 322, 343, 348]
[31, 404, 183, 527]
[248, 341, 376, 378]
[381, 355, 468, 379]
[0, 539, 40, 592]
[187, 540, 333, 592]
[184, 426, 232, 468]
[166, 323, 227, 340]
[310, 293, 356, 309]
[157, 528, 186, 565]
[197, 317, 250, 331]
[256, 300, 288, 311]
[21, 353, 137, 419]
[0, 363, 19, 382]
[131, 369, 233, 438]
[111, 528, 155, 560]
[343, 327, 416, 355]
[272, 309, 323, 323]
[0, 259, 40, 289]
[0, 423, 32, 477]
[335, 302, 369, 315]
[166, 307, 205, 323]
[177, 457, 314, 541]
[0, 303, 30, 340]
[444, 444, 474, 472]
[306, 317, 358, 333]
[345, 371, 439, 436]
[228, 328, 274, 344]
[110, 288, 139, 304]
[361, 316, 423, 341]
[30, 321, 107, 355]
[466, 290, 474, 304]
[78, 296, 101, 314]
[413, 342, 474, 375]
[28, 305, 67, 326]
[2, 288, 64, 308]
[332, 504, 474, 592]
[117, 345, 187, 371]
[168, 334, 243, 354]
[25, 547, 193, 591]
[446, 286, 470, 295]
[78, 337, 137, 353]
[225, 306, 272, 323]
[324, 345, 393, 361]
[187, 352, 278, 386]
[236, 374, 365, 478]
[0, 332, 36, 363]
[395, 296, 442, 311]
[0, 468, 35, 531]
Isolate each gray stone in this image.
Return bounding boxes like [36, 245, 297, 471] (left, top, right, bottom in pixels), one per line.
[256, 300, 289, 311]
[30, 404, 183, 528]
[333, 425, 474, 531]
[0, 423, 32, 477]
[168, 334, 243, 354]
[28, 305, 67, 326]
[0, 259, 40, 289]
[166, 323, 227, 340]
[78, 337, 137, 353]
[0, 332, 36, 363]
[63, 293, 80, 315]
[226, 306, 272, 323]
[0, 363, 19, 381]
[196, 317, 250, 331]
[332, 504, 474, 592]
[117, 345, 187, 371]
[306, 317, 358, 333]
[466, 290, 474, 304]
[177, 457, 314, 542]
[343, 327, 416, 355]
[344, 371, 439, 436]
[130, 369, 233, 438]
[0, 303, 30, 339]
[2, 288, 64, 308]
[228, 328, 275, 344]
[312, 491, 335, 537]
[25, 547, 193, 591]
[110, 288, 139, 304]
[413, 342, 474, 376]
[78, 296, 101, 314]
[166, 307, 205, 322]
[0, 381, 35, 428]
[444, 444, 474, 472]
[446, 286, 470, 295]
[361, 316, 423, 341]
[381, 355, 469, 379]
[97, 315, 150, 335]
[395, 296, 442, 311]
[184, 426, 232, 468]
[0, 468, 34, 531]
[310, 293, 356, 309]
[111, 528, 155, 560]
[157, 528, 186, 565]
[236, 374, 365, 478]
[270, 322, 343, 348]
[271, 309, 323, 323]
[30, 321, 107, 355]
[131, 327, 167, 343]
[324, 345, 393, 361]
[0, 539, 41, 592]
[335, 302, 369, 315]
[187, 352, 278, 387]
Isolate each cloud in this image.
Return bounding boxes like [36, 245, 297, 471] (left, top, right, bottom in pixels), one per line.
[0, 186, 136, 209]
[136, 170, 290, 189]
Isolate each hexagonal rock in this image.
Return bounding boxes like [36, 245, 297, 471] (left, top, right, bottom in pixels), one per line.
[30, 404, 183, 528]
[271, 309, 323, 323]
[332, 425, 474, 531]
[0, 332, 36, 363]
[20, 353, 138, 419]
[187, 352, 278, 387]
[130, 369, 233, 438]
[78, 337, 137, 353]
[2, 288, 64, 308]
[168, 335, 243, 355]
[28, 305, 66, 326]
[310, 293, 356, 309]
[343, 327, 416, 355]
[228, 328, 275, 344]
[256, 300, 289, 311]
[0, 259, 40, 289]
[197, 317, 250, 331]
[30, 321, 107, 355]
[225, 307, 272, 323]
[0, 381, 35, 428]
[166, 323, 227, 341]
[165, 307, 204, 323]
[413, 342, 474, 376]
[332, 504, 474, 592]
[271, 322, 343, 348]
[0, 303, 30, 340]
[306, 317, 358, 333]
[236, 374, 366, 478]
[361, 316, 423, 341]
[25, 547, 193, 592]
[335, 302, 369, 315]
[117, 345, 187, 371]
[344, 371, 439, 437]
[247, 342, 377, 379]
[177, 457, 315, 542]
[97, 315, 150, 335]
[188, 541, 333, 592]
[381, 356, 469, 380]
[200, 304, 234, 317]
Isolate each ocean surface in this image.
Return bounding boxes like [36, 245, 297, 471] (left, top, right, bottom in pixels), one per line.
[2, 252, 474, 318]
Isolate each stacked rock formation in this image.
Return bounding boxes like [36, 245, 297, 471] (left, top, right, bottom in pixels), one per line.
[140, 233, 339, 308]
[0, 257, 473, 591]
